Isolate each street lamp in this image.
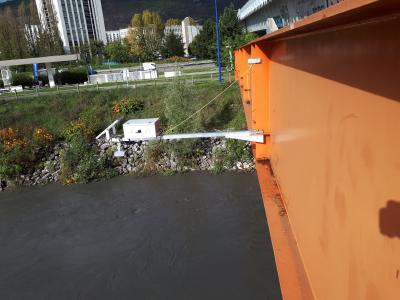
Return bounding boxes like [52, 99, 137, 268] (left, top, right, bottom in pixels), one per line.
[214, 0, 223, 82]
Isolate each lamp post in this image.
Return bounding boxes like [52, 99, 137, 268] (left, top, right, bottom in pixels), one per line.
[214, 0, 223, 82]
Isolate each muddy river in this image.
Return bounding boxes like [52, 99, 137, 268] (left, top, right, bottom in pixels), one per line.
[0, 172, 281, 299]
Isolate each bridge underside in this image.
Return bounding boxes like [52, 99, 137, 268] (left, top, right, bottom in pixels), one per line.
[239, 0, 342, 34]
[236, 1, 400, 299]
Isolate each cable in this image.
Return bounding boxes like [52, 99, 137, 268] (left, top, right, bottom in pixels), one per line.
[165, 65, 254, 134]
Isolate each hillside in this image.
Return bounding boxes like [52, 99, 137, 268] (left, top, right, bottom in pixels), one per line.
[102, 0, 247, 29]
[0, 0, 247, 29]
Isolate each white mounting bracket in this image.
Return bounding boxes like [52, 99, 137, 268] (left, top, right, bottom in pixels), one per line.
[114, 142, 125, 157]
[97, 119, 266, 158]
[248, 58, 262, 64]
[96, 118, 122, 141]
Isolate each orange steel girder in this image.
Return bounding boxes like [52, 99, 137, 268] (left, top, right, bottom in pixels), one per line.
[236, 1, 400, 299]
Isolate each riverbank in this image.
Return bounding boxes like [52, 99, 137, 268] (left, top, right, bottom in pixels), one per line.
[2, 137, 254, 191]
[0, 81, 253, 192]
[0, 173, 281, 299]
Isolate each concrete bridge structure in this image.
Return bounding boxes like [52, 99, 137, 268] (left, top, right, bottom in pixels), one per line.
[238, 0, 342, 34]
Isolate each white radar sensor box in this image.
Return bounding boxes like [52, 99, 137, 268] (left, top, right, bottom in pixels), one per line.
[123, 118, 160, 140]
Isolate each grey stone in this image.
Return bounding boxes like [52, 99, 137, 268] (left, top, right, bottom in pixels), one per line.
[100, 143, 109, 151]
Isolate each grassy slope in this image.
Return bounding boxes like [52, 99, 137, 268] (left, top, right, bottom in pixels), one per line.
[0, 81, 246, 139]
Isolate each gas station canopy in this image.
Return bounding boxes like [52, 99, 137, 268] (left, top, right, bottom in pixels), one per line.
[0, 54, 81, 88]
[0, 54, 80, 67]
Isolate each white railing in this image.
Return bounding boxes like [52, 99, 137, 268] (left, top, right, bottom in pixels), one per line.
[238, 0, 271, 21]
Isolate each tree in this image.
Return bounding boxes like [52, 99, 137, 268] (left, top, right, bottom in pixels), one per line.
[17, 0, 63, 57]
[79, 41, 105, 64]
[105, 41, 132, 63]
[161, 32, 185, 58]
[219, 4, 242, 38]
[127, 14, 145, 57]
[189, 18, 216, 59]
[31, 1, 64, 56]
[218, 4, 255, 68]
[0, 7, 28, 60]
[222, 32, 257, 69]
[189, 4, 256, 67]
[0, 1, 63, 61]
[126, 10, 165, 60]
[165, 18, 180, 26]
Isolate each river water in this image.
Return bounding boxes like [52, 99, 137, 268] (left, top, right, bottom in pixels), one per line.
[0, 172, 281, 300]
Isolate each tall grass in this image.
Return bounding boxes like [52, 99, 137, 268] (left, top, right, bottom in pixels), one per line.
[0, 81, 249, 181]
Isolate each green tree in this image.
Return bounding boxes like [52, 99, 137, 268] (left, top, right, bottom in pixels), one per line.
[0, 0, 64, 60]
[161, 32, 184, 58]
[105, 41, 132, 63]
[0, 7, 28, 60]
[189, 4, 256, 66]
[79, 41, 105, 64]
[222, 32, 258, 69]
[16, 0, 64, 57]
[31, 1, 64, 56]
[219, 3, 242, 38]
[189, 18, 216, 59]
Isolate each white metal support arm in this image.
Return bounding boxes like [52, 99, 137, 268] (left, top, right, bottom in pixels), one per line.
[96, 119, 122, 140]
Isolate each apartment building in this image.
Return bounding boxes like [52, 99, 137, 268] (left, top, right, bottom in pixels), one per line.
[35, 0, 107, 53]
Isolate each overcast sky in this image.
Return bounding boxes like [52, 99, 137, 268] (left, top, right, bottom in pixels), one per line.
[0, 0, 12, 3]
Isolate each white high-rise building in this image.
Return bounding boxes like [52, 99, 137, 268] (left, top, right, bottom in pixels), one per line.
[181, 17, 202, 56]
[35, 0, 107, 53]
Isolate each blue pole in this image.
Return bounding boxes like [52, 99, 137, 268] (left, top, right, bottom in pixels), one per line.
[33, 64, 39, 81]
[214, 0, 223, 82]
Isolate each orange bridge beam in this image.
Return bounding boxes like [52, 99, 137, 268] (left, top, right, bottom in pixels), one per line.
[236, 1, 400, 299]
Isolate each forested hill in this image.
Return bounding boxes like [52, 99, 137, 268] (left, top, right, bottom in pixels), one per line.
[102, 0, 247, 29]
[0, 0, 247, 29]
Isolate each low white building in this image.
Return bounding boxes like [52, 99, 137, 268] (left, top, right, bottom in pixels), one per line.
[89, 63, 158, 84]
[164, 25, 182, 37]
[106, 28, 129, 43]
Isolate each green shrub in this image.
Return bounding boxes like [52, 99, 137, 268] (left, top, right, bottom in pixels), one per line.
[0, 144, 33, 179]
[60, 133, 115, 184]
[112, 97, 145, 114]
[143, 140, 167, 174]
[0, 127, 50, 180]
[164, 80, 204, 133]
[56, 68, 88, 85]
[163, 56, 190, 63]
[211, 140, 253, 174]
[143, 139, 200, 174]
[223, 139, 252, 168]
[63, 108, 104, 142]
[211, 149, 225, 175]
[166, 140, 199, 168]
[12, 73, 34, 87]
[63, 121, 93, 142]
[38, 74, 49, 85]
